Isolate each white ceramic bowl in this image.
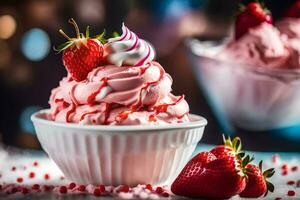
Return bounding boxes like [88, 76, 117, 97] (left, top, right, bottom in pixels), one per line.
[31, 109, 207, 186]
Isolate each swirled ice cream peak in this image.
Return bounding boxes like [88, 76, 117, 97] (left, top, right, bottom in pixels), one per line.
[105, 23, 155, 67]
[49, 23, 190, 125]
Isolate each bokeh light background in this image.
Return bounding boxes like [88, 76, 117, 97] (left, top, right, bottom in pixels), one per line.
[0, 0, 298, 151]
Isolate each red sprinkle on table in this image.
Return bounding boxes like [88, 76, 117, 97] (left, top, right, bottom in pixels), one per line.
[68, 182, 76, 189]
[32, 184, 40, 190]
[78, 185, 86, 192]
[119, 185, 130, 193]
[60, 176, 65, 180]
[145, 184, 152, 191]
[98, 185, 105, 192]
[275, 198, 282, 200]
[162, 192, 170, 197]
[43, 185, 53, 192]
[156, 187, 163, 194]
[29, 172, 35, 179]
[11, 166, 16, 171]
[16, 177, 23, 183]
[33, 161, 39, 167]
[291, 166, 298, 172]
[93, 188, 102, 196]
[287, 180, 295, 185]
[282, 170, 288, 176]
[282, 164, 288, 171]
[59, 186, 67, 194]
[44, 173, 50, 180]
[287, 190, 296, 196]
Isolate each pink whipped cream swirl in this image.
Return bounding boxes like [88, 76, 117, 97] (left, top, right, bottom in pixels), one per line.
[49, 61, 190, 125]
[49, 24, 189, 125]
[104, 23, 155, 67]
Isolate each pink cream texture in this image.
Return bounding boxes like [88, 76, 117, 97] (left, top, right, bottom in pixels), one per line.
[49, 25, 189, 125]
[276, 18, 300, 68]
[218, 23, 290, 68]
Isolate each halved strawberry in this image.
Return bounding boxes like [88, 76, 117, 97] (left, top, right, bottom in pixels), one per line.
[240, 161, 275, 198]
[285, 0, 300, 18]
[171, 136, 253, 199]
[235, 1, 272, 40]
[56, 18, 106, 81]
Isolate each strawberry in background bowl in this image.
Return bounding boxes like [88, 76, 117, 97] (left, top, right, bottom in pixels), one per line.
[186, 1, 300, 138]
[32, 19, 207, 186]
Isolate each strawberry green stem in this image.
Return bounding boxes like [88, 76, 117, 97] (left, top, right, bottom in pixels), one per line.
[59, 29, 72, 40]
[68, 18, 80, 39]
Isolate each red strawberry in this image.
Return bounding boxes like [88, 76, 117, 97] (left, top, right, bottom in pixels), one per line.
[240, 161, 275, 198]
[171, 137, 252, 199]
[285, 1, 300, 18]
[56, 18, 105, 81]
[235, 2, 272, 40]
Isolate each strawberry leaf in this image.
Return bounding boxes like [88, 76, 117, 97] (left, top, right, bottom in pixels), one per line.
[86, 26, 90, 38]
[259, 160, 263, 171]
[237, 4, 246, 15]
[266, 181, 275, 194]
[222, 135, 233, 147]
[232, 137, 242, 152]
[53, 41, 73, 53]
[112, 31, 120, 37]
[95, 30, 107, 44]
[241, 155, 254, 167]
[244, 168, 253, 173]
[237, 151, 245, 158]
[263, 168, 275, 178]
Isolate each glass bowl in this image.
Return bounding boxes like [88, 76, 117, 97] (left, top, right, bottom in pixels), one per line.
[186, 38, 300, 140]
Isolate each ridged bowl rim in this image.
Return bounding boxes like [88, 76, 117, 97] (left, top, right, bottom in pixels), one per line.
[31, 109, 207, 132]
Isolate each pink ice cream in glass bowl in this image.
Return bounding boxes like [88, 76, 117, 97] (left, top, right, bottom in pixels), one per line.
[31, 21, 207, 186]
[186, 18, 300, 136]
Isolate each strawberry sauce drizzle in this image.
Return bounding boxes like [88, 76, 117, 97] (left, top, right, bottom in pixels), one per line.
[134, 45, 151, 66]
[127, 33, 139, 51]
[66, 103, 76, 123]
[69, 84, 79, 105]
[103, 103, 111, 124]
[115, 63, 165, 123]
[80, 110, 101, 121]
[154, 95, 185, 114]
[87, 77, 109, 105]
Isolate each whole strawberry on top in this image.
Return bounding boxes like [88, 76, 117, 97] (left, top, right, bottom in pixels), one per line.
[235, 1, 272, 40]
[56, 18, 105, 81]
[171, 136, 250, 199]
[285, 0, 300, 18]
[240, 161, 275, 198]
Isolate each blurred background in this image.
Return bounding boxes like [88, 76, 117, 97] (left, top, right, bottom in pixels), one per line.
[0, 0, 298, 151]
